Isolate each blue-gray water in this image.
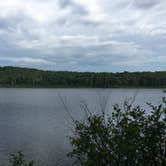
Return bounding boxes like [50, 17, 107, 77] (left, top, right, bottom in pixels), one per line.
[0, 88, 165, 166]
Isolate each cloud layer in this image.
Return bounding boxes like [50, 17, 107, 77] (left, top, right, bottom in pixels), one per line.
[0, 0, 166, 72]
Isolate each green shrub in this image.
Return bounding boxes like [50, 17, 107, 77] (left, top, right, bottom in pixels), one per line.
[9, 151, 35, 166]
[69, 98, 166, 166]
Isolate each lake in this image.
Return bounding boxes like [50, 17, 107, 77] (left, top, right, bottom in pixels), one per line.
[0, 88, 165, 166]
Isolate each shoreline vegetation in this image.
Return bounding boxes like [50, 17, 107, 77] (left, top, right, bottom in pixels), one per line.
[0, 66, 166, 88]
[8, 98, 166, 166]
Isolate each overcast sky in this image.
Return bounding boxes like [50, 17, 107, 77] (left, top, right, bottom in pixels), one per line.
[0, 0, 166, 72]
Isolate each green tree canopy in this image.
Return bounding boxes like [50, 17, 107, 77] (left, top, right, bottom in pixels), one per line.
[0, 66, 166, 88]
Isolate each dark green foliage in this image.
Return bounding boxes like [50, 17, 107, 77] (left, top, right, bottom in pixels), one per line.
[69, 99, 166, 166]
[0, 66, 166, 88]
[9, 151, 35, 166]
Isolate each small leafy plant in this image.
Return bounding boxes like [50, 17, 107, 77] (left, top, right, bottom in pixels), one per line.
[9, 151, 35, 166]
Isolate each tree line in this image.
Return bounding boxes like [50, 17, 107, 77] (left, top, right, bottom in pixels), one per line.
[0, 66, 166, 88]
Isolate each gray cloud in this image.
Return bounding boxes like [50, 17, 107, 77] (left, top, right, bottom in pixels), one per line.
[59, 0, 88, 15]
[134, 0, 160, 9]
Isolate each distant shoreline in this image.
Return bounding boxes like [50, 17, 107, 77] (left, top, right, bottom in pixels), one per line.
[0, 66, 166, 88]
[0, 86, 165, 89]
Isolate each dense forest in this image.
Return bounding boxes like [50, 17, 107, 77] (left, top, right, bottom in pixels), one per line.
[0, 66, 166, 88]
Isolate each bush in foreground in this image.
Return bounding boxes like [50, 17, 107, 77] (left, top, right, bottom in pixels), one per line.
[8, 98, 166, 166]
[9, 151, 35, 166]
[69, 98, 166, 166]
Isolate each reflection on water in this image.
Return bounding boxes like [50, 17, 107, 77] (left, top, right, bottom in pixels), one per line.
[0, 88, 165, 166]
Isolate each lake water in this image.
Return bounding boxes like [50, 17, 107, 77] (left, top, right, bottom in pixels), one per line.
[0, 88, 165, 166]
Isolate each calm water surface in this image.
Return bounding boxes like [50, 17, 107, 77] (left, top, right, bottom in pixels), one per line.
[0, 88, 165, 165]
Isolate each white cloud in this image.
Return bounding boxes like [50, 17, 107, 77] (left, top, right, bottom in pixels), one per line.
[0, 56, 55, 65]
